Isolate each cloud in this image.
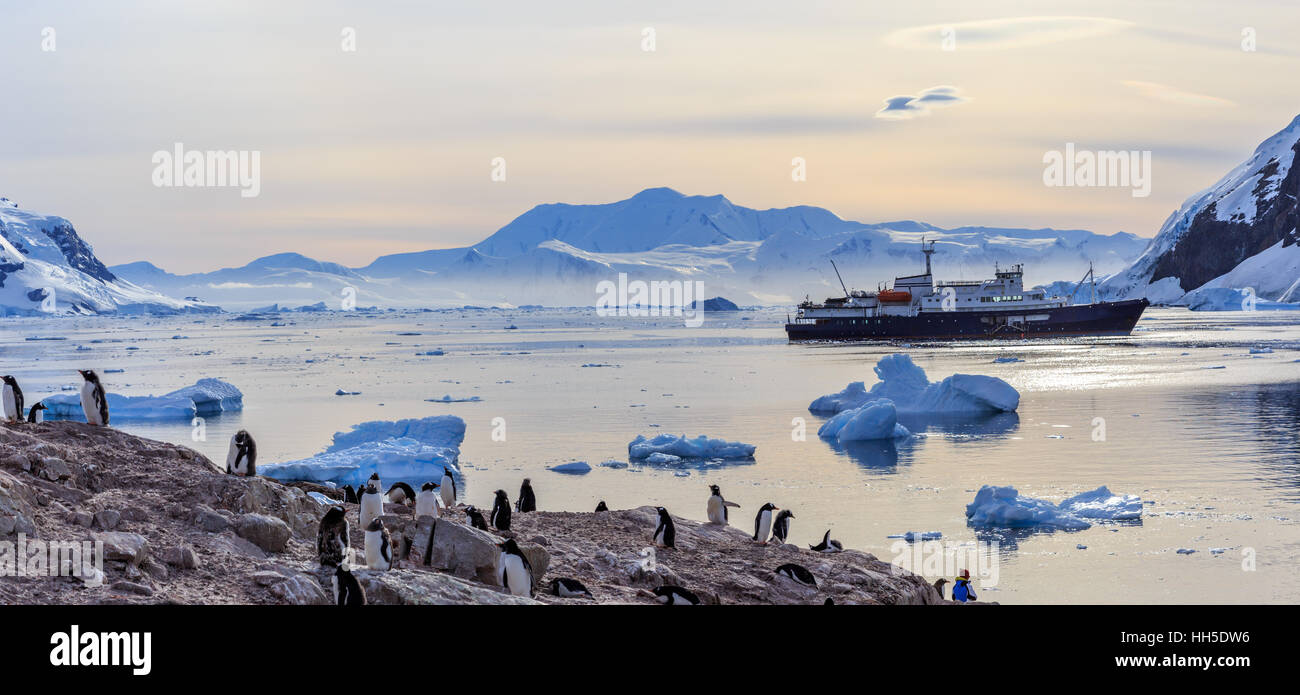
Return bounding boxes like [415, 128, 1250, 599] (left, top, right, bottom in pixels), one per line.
[1120, 80, 1235, 107]
[875, 86, 968, 120]
[884, 16, 1133, 51]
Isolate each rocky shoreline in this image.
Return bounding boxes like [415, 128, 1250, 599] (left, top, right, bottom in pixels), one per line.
[1, 422, 948, 605]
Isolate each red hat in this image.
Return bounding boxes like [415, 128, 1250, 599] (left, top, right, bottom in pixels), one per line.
[958, 569, 971, 579]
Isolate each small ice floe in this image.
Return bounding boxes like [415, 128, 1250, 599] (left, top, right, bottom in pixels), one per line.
[1210, 547, 1229, 555]
[672, 471, 690, 477]
[1249, 347, 1273, 354]
[1045, 434, 1065, 439]
[598, 460, 628, 469]
[397, 332, 421, 336]
[993, 356, 1023, 363]
[171, 335, 188, 340]
[628, 433, 756, 460]
[818, 398, 912, 442]
[104, 368, 125, 374]
[810, 353, 1019, 416]
[25, 336, 68, 341]
[44, 378, 243, 421]
[425, 395, 481, 403]
[335, 389, 361, 396]
[505, 324, 518, 330]
[1076, 544, 1087, 550]
[1176, 548, 1196, 555]
[581, 363, 617, 368]
[75, 345, 92, 351]
[888, 531, 942, 542]
[416, 349, 445, 356]
[1202, 365, 1226, 370]
[547, 461, 592, 475]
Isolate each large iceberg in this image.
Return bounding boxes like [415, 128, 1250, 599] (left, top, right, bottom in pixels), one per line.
[809, 354, 1019, 415]
[628, 433, 756, 460]
[43, 378, 243, 421]
[260, 415, 465, 487]
[965, 484, 1143, 530]
[817, 398, 912, 442]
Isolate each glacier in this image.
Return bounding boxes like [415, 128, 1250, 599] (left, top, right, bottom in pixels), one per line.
[260, 415, 465, 487]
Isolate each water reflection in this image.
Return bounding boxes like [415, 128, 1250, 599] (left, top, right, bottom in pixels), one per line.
[819, 411, 1021, 469]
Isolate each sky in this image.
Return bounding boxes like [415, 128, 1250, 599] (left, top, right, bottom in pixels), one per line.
[2, 0, 1298, 273]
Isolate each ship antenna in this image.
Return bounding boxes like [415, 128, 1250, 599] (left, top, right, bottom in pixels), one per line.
[829, 258, 850, 298]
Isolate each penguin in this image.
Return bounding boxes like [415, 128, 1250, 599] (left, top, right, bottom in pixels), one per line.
[490, 489, 511, 530]
[415, 482, 441, 518]
[78, 370, 109, 426]
[652, 585, 699, 605]
[366, 472, 382, 494]
[26, 401, 47, 424]
[752, 502, 779, 545]
[771, 509, 794, 544]
[358, 480, 385, 530]
[1, 376, 24, 424]
[652, 507, 676, 548]
[824, 597, 835, 606]
[809, 530, 843, 553]
[316, 506, 350, 566]
[706, 484, 742, 525]
[225, 430, 257, 476]
[595, 501, 609, 512]
[439, 467, 456, 508]
[332, 565, 366, 606]
[933, 578, 949, 600]
[386, 481, 415, 506]
[465, 506, 488, 531]
[550, 577, 592, 599]
[497, 538, 533, 597]
[775, 563, 817, 587]
[342, 484, 359, 504]
[515, 478, 536, 513]
[364, 518, 392, 571]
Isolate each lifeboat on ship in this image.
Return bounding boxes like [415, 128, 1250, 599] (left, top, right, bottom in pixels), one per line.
[877, 289, 911, 303]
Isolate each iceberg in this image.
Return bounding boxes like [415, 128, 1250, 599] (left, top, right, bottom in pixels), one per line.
[260, 415, 465, 488]
[817, 399, 911, 442]
[547, 461, 592, 475]
[809, 354, 1019, 415]
[1057, 486, 1144, 520]
[964, 485, 1092, 530]
[628, 433, 756, 460]
[43, 378, 243, 421]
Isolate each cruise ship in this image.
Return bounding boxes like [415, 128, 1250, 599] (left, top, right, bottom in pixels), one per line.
[784, 241, 1149, 340]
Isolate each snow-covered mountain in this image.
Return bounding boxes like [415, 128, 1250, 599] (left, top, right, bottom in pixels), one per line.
[113, 188, 1148, 309]
[1101, 114, 1300, 305]
[0, 198, 214, 316]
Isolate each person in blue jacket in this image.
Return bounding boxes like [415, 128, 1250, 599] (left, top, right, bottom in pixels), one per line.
[952, 569, 977, 603]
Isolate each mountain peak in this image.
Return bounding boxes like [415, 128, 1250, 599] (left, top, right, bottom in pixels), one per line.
[629, 187, 687, 202]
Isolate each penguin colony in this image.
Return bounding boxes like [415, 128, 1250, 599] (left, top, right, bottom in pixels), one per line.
[0, 373, 857, 605]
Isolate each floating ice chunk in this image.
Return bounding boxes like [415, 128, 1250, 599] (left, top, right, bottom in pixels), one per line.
[644, 452, 682, 464]
[1176, 548, 1196, 555]
[993, 357, 1023, 363]
[335, 389, 361, 396]
[817, 399, 912, 442]
[1249, 347, 1273, 354]
[598, 460, 628, 469]
[1058, 486, 1143, 520]
[1076, 544, 1087, 549]
[964, 485, 1091, 530]
[416, 349, 445, 356]
[43, 378, 243, 421]
[425, 395, 482, 403]
[260, 415, 465, 487]
[888, 531, 942, 542]
[548, 461, 592, 474]
[628, 433, 756, 460]
[810, 354, 1019, 415]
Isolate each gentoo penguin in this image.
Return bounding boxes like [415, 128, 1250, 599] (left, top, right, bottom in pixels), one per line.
[332, 565, 366, 606]
[316, 506, 350, 566]
[358, 480, 384, 530]
[1, 376, 24, 424]
[775, 563, 817, 587]
[225, 430, 257, 476]
[490, 489, 512, 530]
[706, 484, 741, 525]
[809, 530, 843, 553]
[652, 585, 699, 605]
[439, 467, 456, 508]
[497, 538, 533, 597]
[465, 506, 488, 530]
[652, 507, 676, 548]
[26, 401, 47, 424]
[824, 597, 835, 605]
[415, 482, 441, 518]
[386, 482, 415, 506]
[771, 509, 794, 544]
[364, 518, 392, 571]
[752, 502, 779, 544]
[933, 578, 949, 600]
[77, 370, 109, 426]
[516, 478, 536, 513]
[595, 501, 609, 512]
[366, 472, 382, 494]
[342, 485, 359, 504]
[550, 577, 592, 599]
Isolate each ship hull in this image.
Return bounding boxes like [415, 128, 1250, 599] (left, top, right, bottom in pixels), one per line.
[784, 299, 1149, 341]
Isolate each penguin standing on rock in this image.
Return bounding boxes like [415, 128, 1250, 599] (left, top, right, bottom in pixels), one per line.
[652, 507, 676, 548]
[465, 506, 488, 530]
[516, 478, 536, 513]
[1, 376, 24, 424]
[316, 506, 350, 566]
[415, 482, 441, 518]
[706, 484, 740, 525]
[490, 489, 512, 530]
[26, 401, 47, 423]
[359, 480, 384, 529]
[933, 578, 949, 600]
[497, 538, 533, 597]
[332, 565, 366, 606]
[771, 509, 794, 544]
[78, 370, 109, 426]
[386, 482, 415, 506]
[439, 467, 456, 508]
[595, 501, 609, 512]
[809, 530, 843, 553]
[225, 430, 257, 476]
[364, 518, 392, 571]
[753, 503, 779, 545]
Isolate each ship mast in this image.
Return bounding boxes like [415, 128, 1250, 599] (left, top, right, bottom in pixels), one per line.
[829, 258, 850, 298]
[921, 238, 935, 275]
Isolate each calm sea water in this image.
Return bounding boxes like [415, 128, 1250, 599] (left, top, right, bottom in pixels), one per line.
[5, 307, 1297, 604]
